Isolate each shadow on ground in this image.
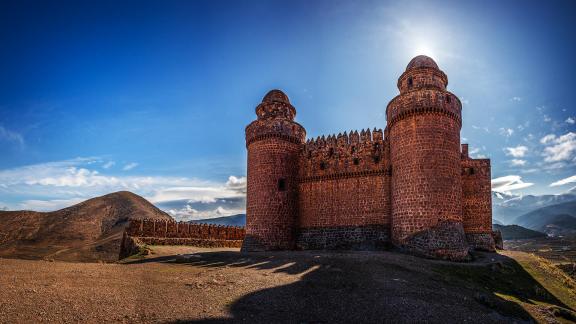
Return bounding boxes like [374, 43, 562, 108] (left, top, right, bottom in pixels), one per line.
[125, 250, 574, 323]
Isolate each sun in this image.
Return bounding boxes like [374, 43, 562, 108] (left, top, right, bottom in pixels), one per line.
[413, 44, 436, 58]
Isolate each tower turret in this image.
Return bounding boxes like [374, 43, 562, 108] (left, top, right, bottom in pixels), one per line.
[386, 56, 469, 260]
[242, 89, 306, 251]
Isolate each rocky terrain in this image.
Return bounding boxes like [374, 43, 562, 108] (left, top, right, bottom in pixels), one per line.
[0, 191, 172, 262]
[0, 247, 574, 323]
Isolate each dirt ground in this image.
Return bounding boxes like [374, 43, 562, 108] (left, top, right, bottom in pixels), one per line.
[0, 247, 575, 323]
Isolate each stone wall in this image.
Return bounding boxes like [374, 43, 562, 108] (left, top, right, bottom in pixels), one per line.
[120, 219, 245, 259]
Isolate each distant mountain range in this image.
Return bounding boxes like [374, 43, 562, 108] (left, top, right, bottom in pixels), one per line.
[512, 200, 576, 237]
[192, 214, 246, 226]
[492, 190, 576, 225]
[0, 191, 173, 262]
[493, 224, 547, 240]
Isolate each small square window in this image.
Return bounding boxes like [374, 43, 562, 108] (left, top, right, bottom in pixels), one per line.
[353, 158, 359, 165]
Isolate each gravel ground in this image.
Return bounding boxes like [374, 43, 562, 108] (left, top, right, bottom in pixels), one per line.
[0, 247, 572, 323]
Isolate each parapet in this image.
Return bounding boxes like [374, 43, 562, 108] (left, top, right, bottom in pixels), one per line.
[300, 128, 388, 180]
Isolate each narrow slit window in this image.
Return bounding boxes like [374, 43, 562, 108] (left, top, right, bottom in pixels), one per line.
[446, 96, 451, 104]
[278, 178, 286, 191]
[408, 77, 413, 88]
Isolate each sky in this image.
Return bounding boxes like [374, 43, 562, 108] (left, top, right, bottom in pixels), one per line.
[1, 0, 575, 218]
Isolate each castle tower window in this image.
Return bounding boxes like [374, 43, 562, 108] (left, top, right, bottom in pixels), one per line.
[446, 95, 451, 104]
[351, 146, 356, 153]
[373, 156, 380, 163]
[328, 148, 334, 157]
[308, 151, 312, 159]
[278, 178, 286, 191]
[320, 161, 327, 170]
[408, 77, 413, 88]
[353, 158, 359, 165]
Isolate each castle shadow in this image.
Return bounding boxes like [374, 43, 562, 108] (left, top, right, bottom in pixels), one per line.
[124, 250, 574, 323]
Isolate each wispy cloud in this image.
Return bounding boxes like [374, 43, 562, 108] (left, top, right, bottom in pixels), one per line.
[509, 159, 527, 166]
[122, 162, 138, 171]
[504, 145, 528, 158]
[566, 117, 575, 125]
[499, 128, 514, 137]
[491, 175, 534, 193]
[540, 132, 576, 163]
[0, 126, 24, 148]
[549, 175, 576, 187]
[102, 161, 115, 169]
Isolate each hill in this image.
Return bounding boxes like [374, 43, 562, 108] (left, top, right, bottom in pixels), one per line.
[493, 224, 547, 240]
[513, 200, 576, 236]
[192, 214, 246, 226]
[0, 191, 172, 262]
[1, 247, 575, 323]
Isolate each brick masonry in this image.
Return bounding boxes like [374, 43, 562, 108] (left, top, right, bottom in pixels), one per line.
[243, 55, 494, 260]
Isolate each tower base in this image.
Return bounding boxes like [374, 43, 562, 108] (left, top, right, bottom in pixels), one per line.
[395, 221, 470, 261]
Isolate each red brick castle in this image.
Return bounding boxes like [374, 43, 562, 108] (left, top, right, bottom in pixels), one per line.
[242, 55, 494, 260]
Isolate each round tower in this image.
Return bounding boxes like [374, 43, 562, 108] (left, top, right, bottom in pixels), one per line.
[386, 56, 468, 260]
[242, 90, 306, 251]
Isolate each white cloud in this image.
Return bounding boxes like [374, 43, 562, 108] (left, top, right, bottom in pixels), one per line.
[504, 145, 528, 158]
[19, 198, 87, 211]
[102, 161, 115, 169]
[540, 134, 556, 144]
[541, 132, 576, 163]
[566, 117, 575, 125]
[509, 159, 527, 166]
[0, 126, 24, 148]
[544, 115, 552, 122]
[122, 162, 138, 171]
[472, 125, 490, 133]
[499, 128, 514, 137]
[0, 158, 247, 212]
[491, 175, 534, 193]
[167, 205, 244, 221]
[511, 96, 522, 102]
[549, 175, 576, 187]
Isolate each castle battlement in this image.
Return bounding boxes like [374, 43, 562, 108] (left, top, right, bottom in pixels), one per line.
[242, 55, 495, 260]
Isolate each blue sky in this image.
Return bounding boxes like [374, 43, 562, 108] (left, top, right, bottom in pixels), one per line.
[1, 0, 575, 217]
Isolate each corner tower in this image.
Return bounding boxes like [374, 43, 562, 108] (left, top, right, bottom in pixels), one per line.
[242, 90, 306, 251]
[386, 56, 469, 260]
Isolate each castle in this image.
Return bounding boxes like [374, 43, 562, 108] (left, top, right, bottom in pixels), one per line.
[242, 55, 494, 260]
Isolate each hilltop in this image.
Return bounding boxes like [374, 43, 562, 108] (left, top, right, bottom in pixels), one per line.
[0, 191, 172, 262]
[0, 247, 574, 323]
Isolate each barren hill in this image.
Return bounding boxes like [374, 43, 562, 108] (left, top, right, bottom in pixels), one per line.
[0, 191, 172, 262]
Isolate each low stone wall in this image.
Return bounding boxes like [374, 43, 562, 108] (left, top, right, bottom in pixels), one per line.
[119, 219, 245, 259]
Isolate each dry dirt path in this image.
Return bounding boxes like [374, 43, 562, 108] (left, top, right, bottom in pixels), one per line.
[0, 247, 574, 323]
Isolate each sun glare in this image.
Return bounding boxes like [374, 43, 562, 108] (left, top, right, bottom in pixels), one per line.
[414, 45, 436, 59]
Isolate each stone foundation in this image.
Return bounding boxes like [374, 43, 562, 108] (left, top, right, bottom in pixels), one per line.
[398, 221, 469, 261]
[492, 230, 504, 250]
[465, 233, 496, 252]
[296, 225, 390, 250]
